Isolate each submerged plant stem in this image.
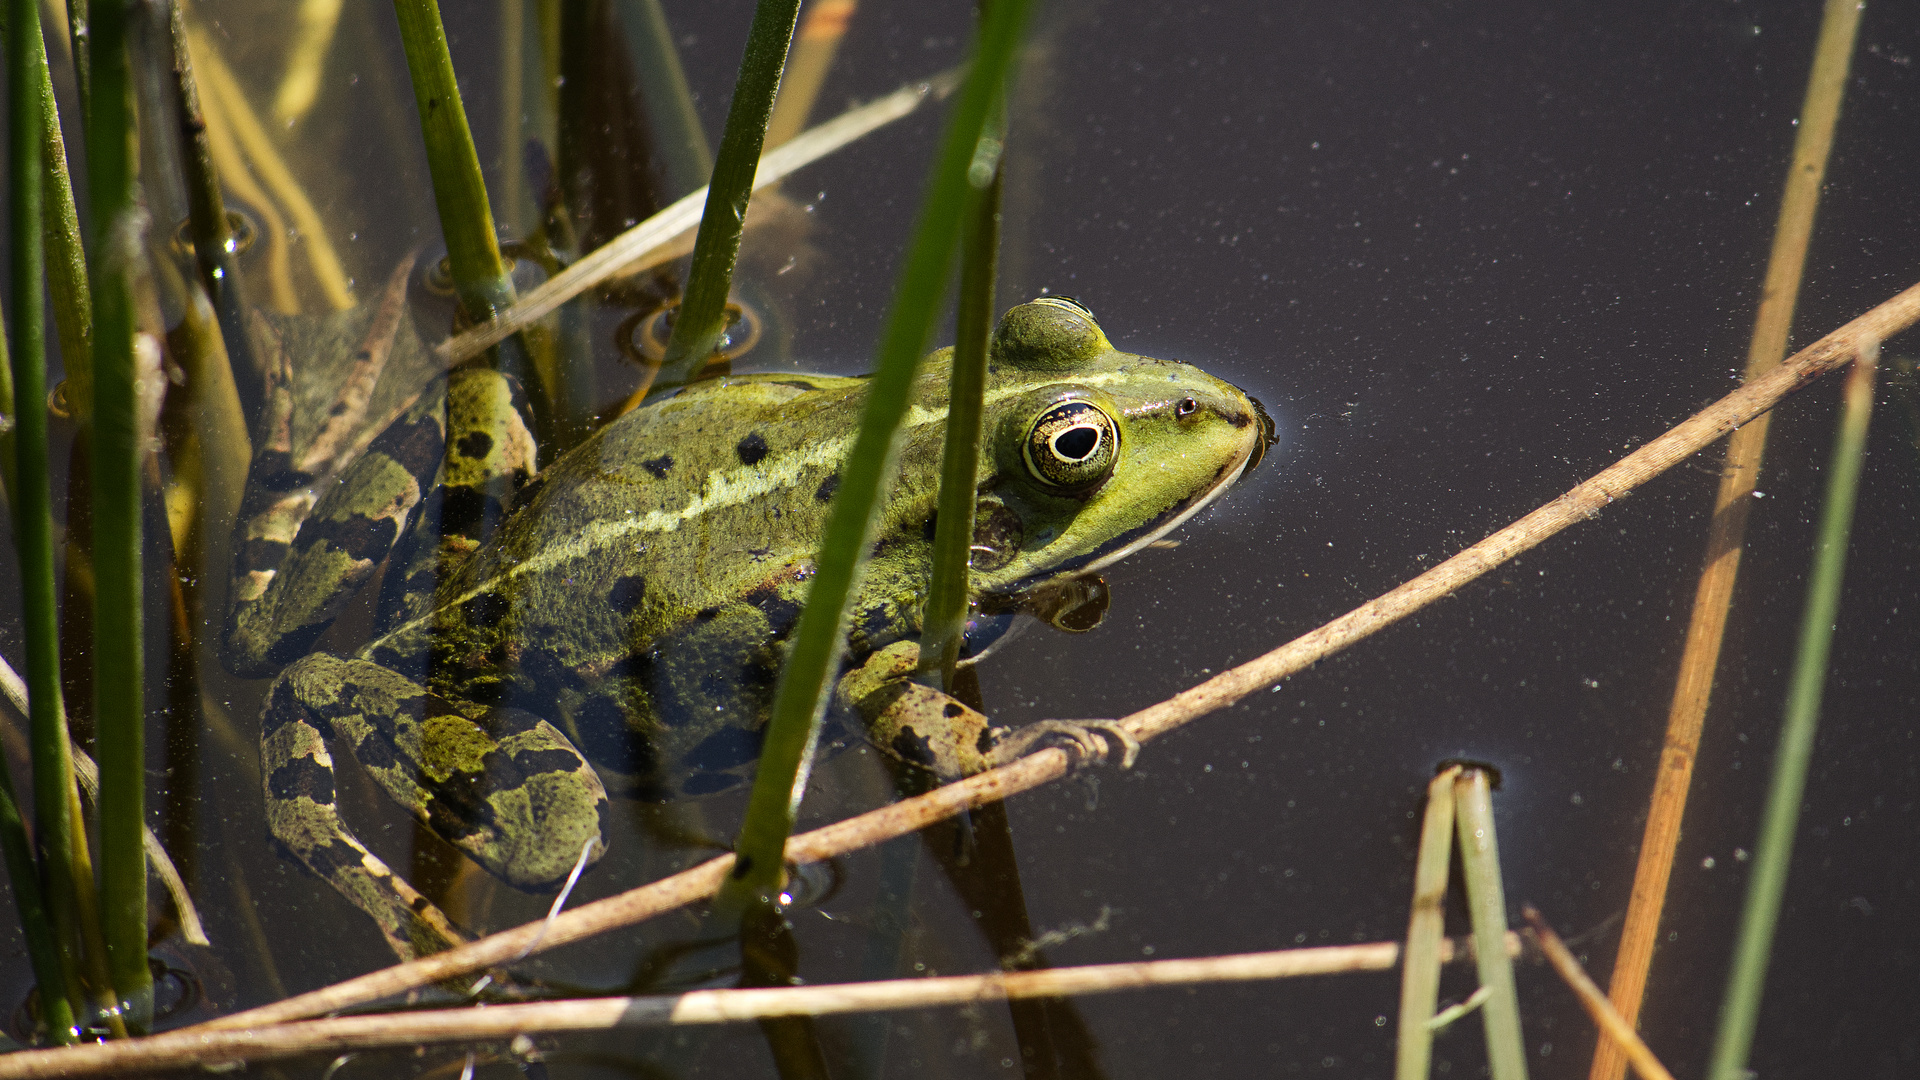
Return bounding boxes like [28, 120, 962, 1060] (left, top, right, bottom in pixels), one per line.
[174, 282, 1920, 1029]
[655, 0, 802, 391]
[1706, 346, 1878, 1080]
[1590, 3, 1862, 1074]
[86, 0, 153, 1030]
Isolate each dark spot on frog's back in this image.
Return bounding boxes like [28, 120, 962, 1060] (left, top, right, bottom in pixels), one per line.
[890, 726, 936, 768]
[607, 575, 646, 615]
[641, 455, 674, 478]
[455, 431, 494, 461]
[815, 473, 839, 502]
[735, 432, 770, 466]
[296, 511, 399, 563]
[268, 757, 336, 804]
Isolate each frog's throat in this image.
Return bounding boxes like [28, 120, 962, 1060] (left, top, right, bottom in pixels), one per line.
[1003, 434, 1258, 600]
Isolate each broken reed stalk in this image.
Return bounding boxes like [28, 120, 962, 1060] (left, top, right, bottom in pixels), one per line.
[0, 937, 1523, 1078]
[1706, 345, 1878, 1080]
[1394, 765, 1462, 1080]
[1590, 3, 1863, 1074]
[437, 71, 962, 365]
[1454, 768, 1527, 1080]
[4, 0, 81, 1042]
[1524, 908, 1676, 1080]
[86, 0, 154, 1029]
[172, 280, 1920, 1030]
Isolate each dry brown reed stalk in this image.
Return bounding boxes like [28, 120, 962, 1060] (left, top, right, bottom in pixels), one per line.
[0, 937, 1526, 1079]
[1588, 4, 1864, 1076]
[153, 279, 1920, 1035]
[1525, 908, 1677, 1080]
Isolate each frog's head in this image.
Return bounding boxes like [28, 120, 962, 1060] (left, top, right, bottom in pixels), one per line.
[967, 297, 1273, 604]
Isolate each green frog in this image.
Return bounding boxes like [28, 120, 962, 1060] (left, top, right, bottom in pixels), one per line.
[221, 294, 1271, 958]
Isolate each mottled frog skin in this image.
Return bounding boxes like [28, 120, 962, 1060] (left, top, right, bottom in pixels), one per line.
[222, 296, 1271, 958]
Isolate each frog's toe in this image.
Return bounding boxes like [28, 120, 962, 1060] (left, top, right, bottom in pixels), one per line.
[986, 719, 1139, 772]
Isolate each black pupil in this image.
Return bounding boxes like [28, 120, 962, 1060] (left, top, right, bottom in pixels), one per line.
[1054, 426, 1100, 460]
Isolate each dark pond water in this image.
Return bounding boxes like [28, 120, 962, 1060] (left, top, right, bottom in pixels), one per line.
[5, 0, 1920, 1076]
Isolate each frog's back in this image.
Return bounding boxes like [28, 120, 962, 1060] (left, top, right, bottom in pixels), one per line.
[389, 373, 872, 797]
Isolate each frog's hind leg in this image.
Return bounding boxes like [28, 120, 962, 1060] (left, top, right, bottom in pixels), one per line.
[224, 378, 452, 677]
[263, 653, 609, 959]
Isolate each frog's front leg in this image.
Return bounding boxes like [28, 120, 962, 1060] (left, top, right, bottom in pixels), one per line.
[837, 641, 1139, 779]
[263, 653, 609, 959]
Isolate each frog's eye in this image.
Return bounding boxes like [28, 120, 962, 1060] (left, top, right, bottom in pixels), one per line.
[1023, 401, 1118, 491]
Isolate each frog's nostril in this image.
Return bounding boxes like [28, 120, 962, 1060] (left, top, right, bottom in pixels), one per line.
[1175, 396, 1199, 418]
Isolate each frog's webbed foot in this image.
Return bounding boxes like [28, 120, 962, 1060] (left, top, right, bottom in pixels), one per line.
[840, 641, 1139, 780]
[981, 718, 1140, 772]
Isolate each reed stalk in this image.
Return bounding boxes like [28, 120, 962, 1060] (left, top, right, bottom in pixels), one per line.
[84, 0, 153, 1030]
[723, 0, 1036, 913]
[1590, 4, 1862, 1072]
[391, 0, 516, 327]
[653, 0, 802, 392]
[1706, 345, 1878, 1080]
[1395, 765, 1462, 1080]
[1453, 768, 1526, 1080]
[916, 122, 1003, 688]
[4, 0, 79, 1039]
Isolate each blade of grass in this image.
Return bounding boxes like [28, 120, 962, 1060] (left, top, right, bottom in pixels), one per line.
[1453, 768, 1526, 1080]
[720, 0, 1035, 914]
[1706, 343, 1878, 1080]
[85, 0, 152, 1031]
[1589, 4, 1862, 1074]
[29, 8, 93, 423]
[3, 0, 79, 1038]
[653, 0, 802, 392]
[613, 0, 712, 199]
[915, 121, 1002, 689]
[1395, 764, 1463, 1080]
[64, 0, 91, 129]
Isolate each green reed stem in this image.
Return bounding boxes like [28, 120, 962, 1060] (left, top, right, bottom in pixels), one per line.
[85, 0, 152, 1030]
[166, 0, 259, 416]
[722, 0, 1036, 912]
[1454, 768, 1527, 1080]
[1707, 346, 1877, 1080]
[1395, 765, 1461, 1080]
[916, 128, 1003, 689]
[614, 0, 713, 199]
[654, 0, 801, 392]
[29, 12, 92, 421]
[392, 0, 516, 325]
[5, 0, 80, 1042]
